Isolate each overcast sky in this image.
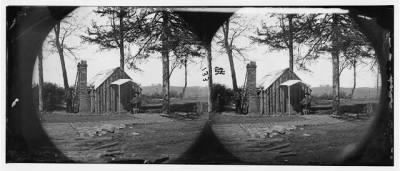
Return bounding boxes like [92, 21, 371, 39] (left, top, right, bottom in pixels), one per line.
[32, 7, 380, 88]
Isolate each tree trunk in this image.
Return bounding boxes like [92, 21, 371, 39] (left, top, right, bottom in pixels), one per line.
[54, 23, 72, 113]
[181, 58, 187, 99]
[223, 21, 240, 112]
[161, 11, 170, 114]
[206, 43, 213, 113]
[38, 48, 44, 112]
[377, 62, 380, 98]
[288, 15, 294, 72]
[119, 12, 125, 71]
[350, 60, 357, 99]
[119, 43, 124, 71]
[223, 21, 238, 91]
[331, 14, 340, 115]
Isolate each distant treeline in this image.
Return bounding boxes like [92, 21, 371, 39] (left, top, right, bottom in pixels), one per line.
[142, 90, 181, 99]
[142, 84, 379, 100]
[141, 84, 209, 98]
[311, 86, 379, 99]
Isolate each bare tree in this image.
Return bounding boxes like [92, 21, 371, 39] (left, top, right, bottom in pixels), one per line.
[54, 23, 72, 112]
[169, 56, 189, 98]
[341, 47, 375, 99]
[335, 20, 375, 99]
[48, 17, 80, 112]
[214, 14, 249, 113]
[169, 44, 205, 98]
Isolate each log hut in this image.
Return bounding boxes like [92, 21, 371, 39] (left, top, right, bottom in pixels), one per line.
[245, 61, 311, 115]
[75, 60, 141, 113]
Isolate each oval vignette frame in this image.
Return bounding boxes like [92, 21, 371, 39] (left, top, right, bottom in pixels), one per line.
[5, 6, 394, 165]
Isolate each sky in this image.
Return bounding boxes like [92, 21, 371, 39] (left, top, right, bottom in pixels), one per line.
[32, 7, 380, 89]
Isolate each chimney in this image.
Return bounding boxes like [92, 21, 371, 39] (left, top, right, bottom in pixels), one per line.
[78, 60, 90, 112]
[246, 61, 259, 114]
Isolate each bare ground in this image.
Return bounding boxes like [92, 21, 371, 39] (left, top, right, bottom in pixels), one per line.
[211, 113, 371, 165]
[30, 111, 372, 164]
[41, 112, 208, 163]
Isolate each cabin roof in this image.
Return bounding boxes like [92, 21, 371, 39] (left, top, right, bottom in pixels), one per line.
[111, 79, 133, 85]
[257, 68, 289, 89]
[280, 79, 303, 86]
[87, 67, 119, 89]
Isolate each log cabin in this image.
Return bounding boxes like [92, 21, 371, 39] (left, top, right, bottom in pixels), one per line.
[245, 61, 311, 115]
[74, 60, 141, 113]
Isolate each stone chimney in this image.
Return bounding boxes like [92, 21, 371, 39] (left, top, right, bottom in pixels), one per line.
[246, 61, 259, 114]
[78, 60, 90, 112]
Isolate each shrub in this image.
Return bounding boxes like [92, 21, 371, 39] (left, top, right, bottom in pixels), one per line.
[212, 84, 234, 112]
[42, 82, 65, 111]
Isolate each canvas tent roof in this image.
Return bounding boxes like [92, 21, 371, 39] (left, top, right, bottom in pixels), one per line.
[257, 68, 288, 89]
[88, 67, 118, 89]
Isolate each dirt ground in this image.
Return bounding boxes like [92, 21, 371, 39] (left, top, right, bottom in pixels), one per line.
[38, 111, 372, 165]
[211, 113, 371, 165]
[41, 112, 208, 163]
